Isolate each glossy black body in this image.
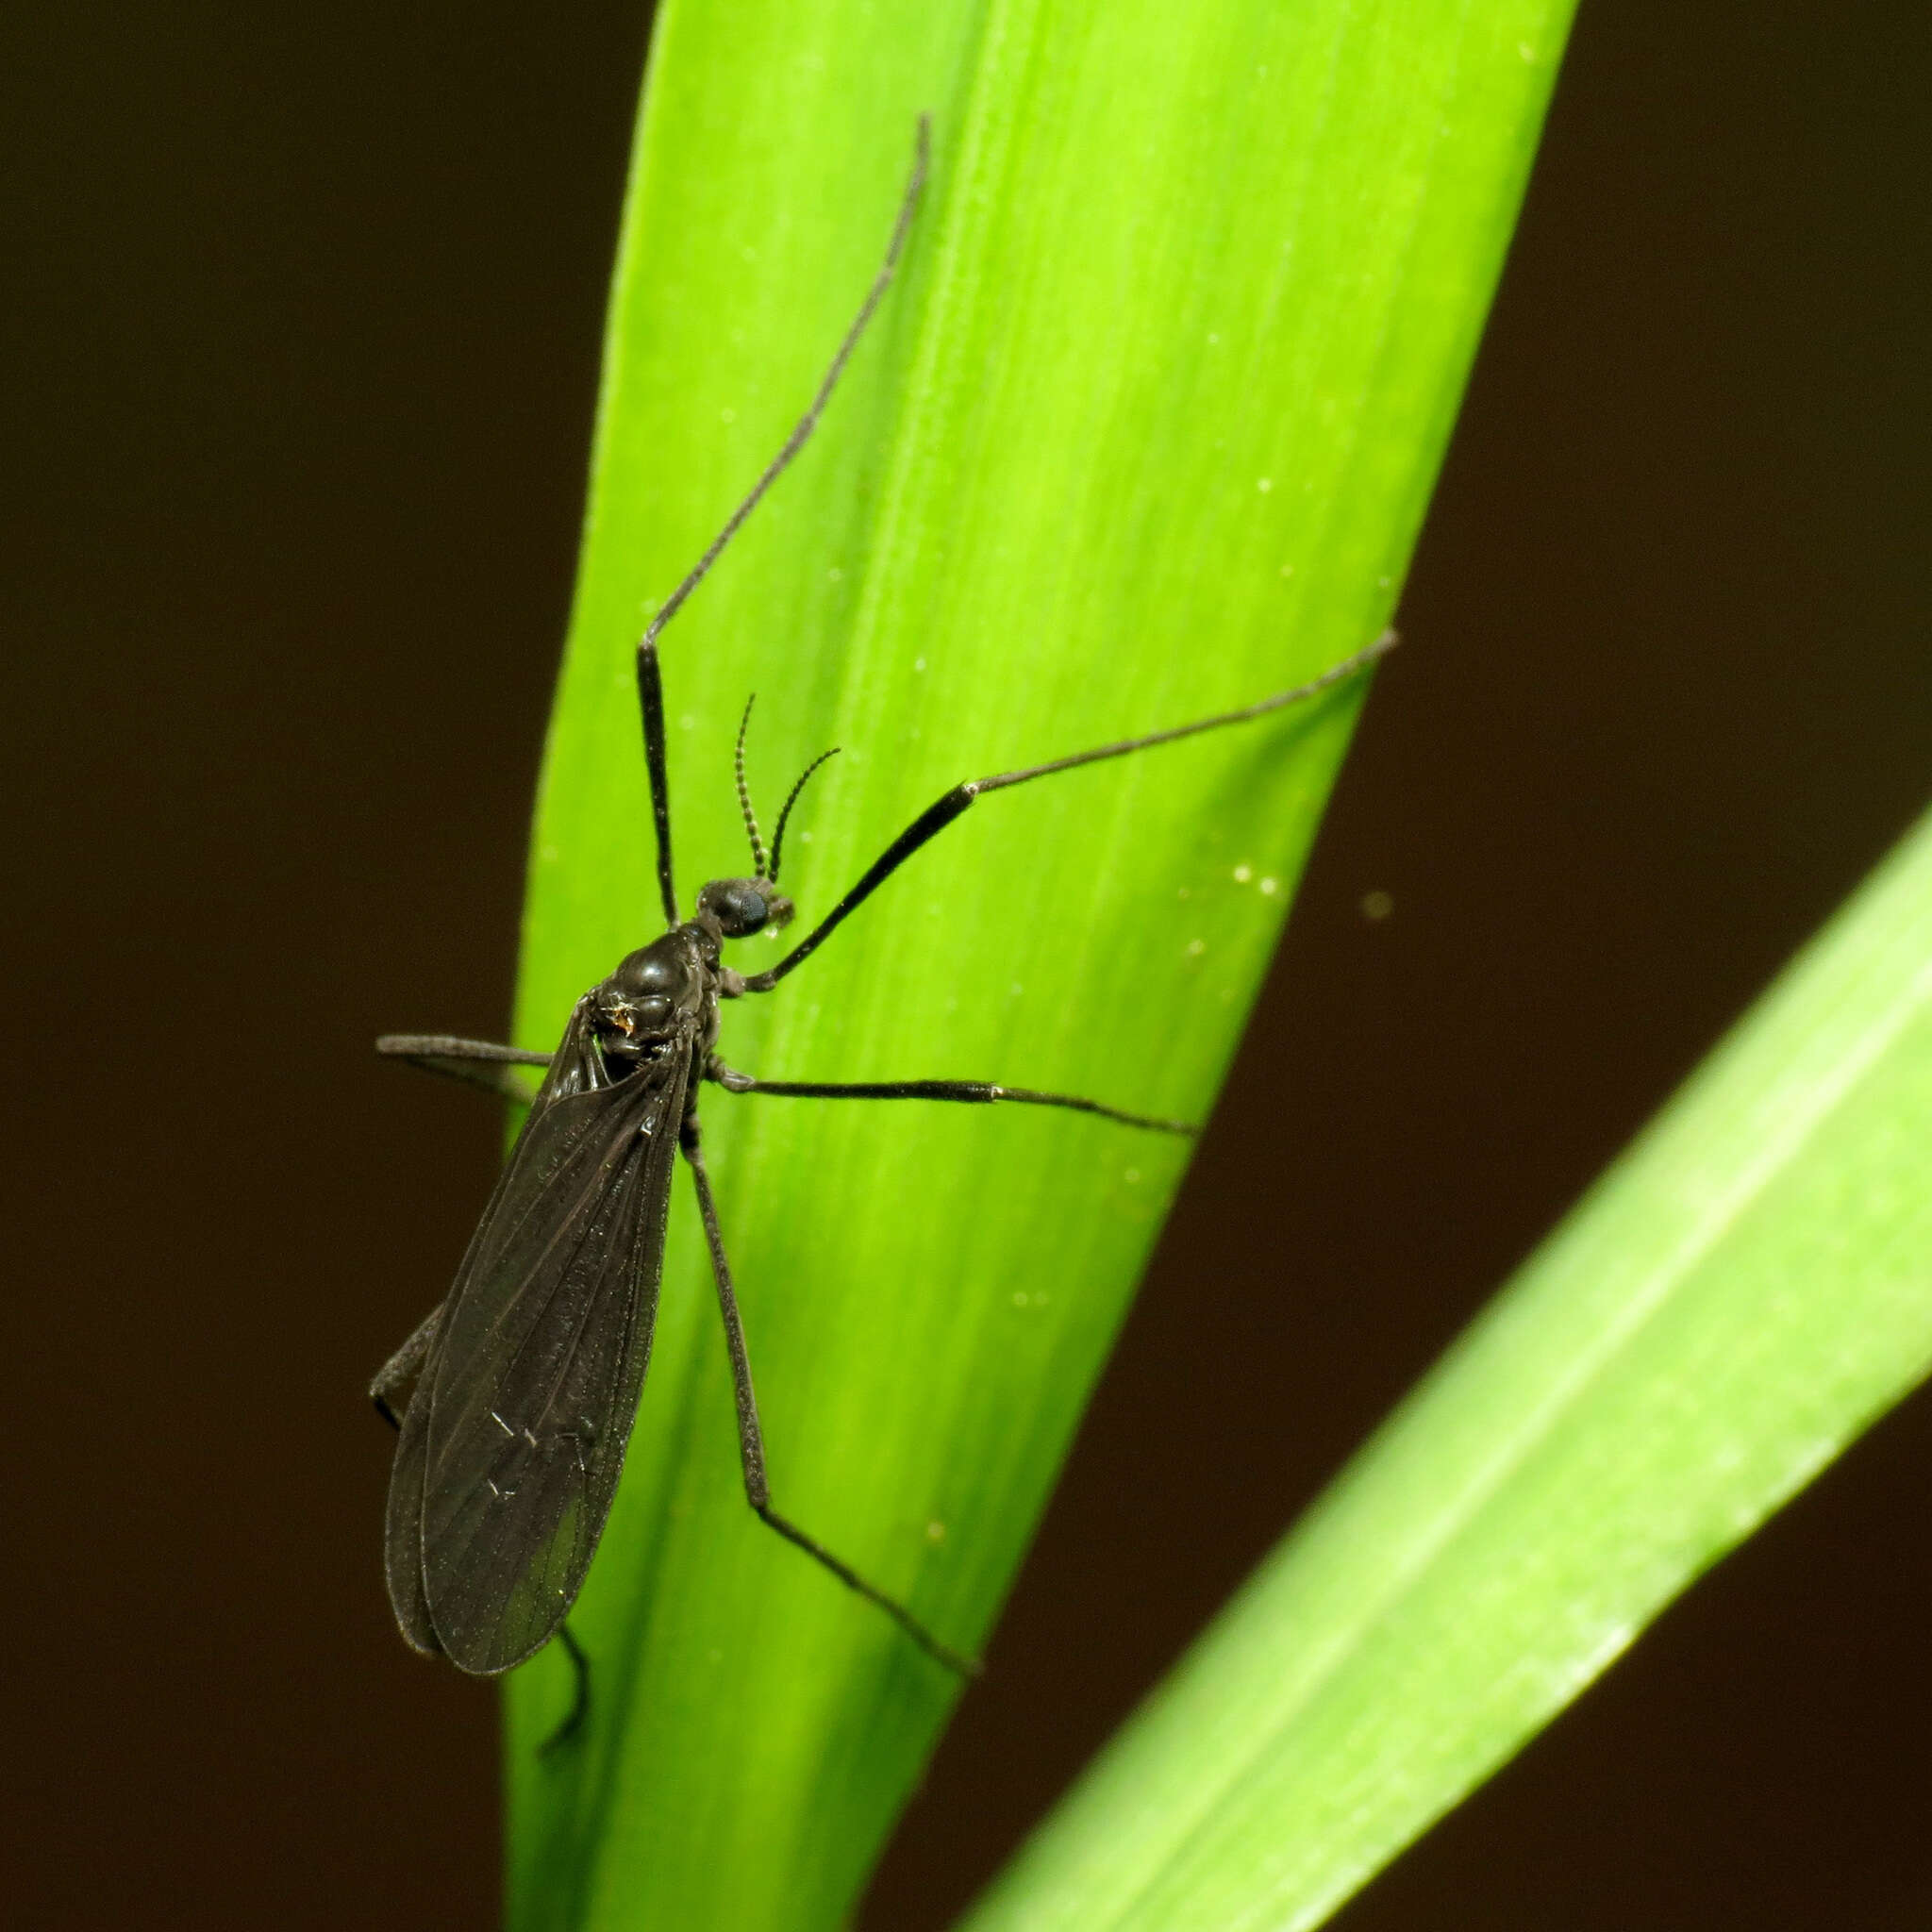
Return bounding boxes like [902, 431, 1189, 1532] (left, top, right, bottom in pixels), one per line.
[386, 905, 757, 1674]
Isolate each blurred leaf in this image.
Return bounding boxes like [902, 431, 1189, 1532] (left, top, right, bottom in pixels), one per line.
[962, 805, 1932, 1931]
[503, 2, 1574, 1926]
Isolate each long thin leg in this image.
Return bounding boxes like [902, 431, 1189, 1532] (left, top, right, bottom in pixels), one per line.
[708, 1060, 1191, 1135]
[376, 1033, 552, 1104]
[370, 1300, 444, 1429]
[537, 1624, 592, 1757]
[632, 118, 931, 929]
[637, 640, 680, 927]
[741, 628, 1398, 991]
[679, 1110, 979, 1679]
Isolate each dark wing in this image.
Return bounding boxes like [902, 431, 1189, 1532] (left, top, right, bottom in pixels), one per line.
[383, 997, 691, 1674]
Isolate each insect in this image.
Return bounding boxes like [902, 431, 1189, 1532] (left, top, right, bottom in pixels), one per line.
[372, 117, 1394, 1742]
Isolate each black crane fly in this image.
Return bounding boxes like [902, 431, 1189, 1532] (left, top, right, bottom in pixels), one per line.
[380, 933, 702, 1679]
[372, 118, 1394, 1737]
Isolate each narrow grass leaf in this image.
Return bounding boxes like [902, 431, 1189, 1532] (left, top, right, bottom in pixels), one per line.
[962, 805, 1932, 1932]
[501, 2, 1575, 1925]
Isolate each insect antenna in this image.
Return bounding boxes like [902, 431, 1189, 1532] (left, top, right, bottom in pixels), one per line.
[768, 746, 841, 887]
[735, 693, 769, 878]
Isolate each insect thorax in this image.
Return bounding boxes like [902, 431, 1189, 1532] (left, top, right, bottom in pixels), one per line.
[592, 930, 710, 1059]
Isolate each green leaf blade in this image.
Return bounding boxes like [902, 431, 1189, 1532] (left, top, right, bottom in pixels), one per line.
[960, 809, 1932, 1931]
[502, 3, 1576, 1926]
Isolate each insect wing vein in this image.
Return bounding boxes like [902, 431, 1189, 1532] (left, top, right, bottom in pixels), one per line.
[402, 1008, 690, 1674]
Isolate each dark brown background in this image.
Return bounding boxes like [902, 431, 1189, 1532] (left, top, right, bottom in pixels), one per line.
[5, 2, 1928, 1926]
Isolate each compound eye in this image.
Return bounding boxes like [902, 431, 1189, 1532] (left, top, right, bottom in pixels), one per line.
[630, 995, 673, 1028]
[703, 878, 771, 937]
